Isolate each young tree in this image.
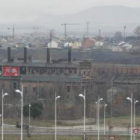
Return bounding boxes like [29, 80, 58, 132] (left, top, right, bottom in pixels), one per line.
[23, 102, 43, 119]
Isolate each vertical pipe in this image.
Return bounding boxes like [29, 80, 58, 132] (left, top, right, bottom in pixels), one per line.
[7, 47, 11, 62]
[24, 47, 27, 63]
[47, 48, 50, 63]
[68, 47, 71, 63]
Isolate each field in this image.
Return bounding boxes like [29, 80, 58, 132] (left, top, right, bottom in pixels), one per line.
[3, 116, 140, 128]
[0, 135, 139, 140]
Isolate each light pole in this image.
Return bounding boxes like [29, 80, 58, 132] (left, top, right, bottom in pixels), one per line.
[97, 96, 103, 140]
[15, 84, 23, 140]
[29, 104, 31, 133]
[104, 104, 107, 135]
[1, 90, 8, 140]
[126, 94, 133, 140]
[134, 99, 138, 128]
[55, 92, 60, 140]
[134, 99, 138, 140]
[111, 76, 114, 118]
[79, 89, 86, 140]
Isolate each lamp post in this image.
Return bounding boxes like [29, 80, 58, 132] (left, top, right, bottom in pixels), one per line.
[97, 96, 103, 140]
[55, 92, 60, 140]
[104, 104, 107, 135]
[1, 90, 8, 140]
[134, 99, 138, 128]
[79, 89, 86, 140]
[29, 104, 31, 133]
[15, 84, 23, 140]
[126, 94, 133, 140]
[134, 99, 138, 140]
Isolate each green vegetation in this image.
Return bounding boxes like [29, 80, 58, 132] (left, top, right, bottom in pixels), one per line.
[3, 116, 140, 127]
[23, 102, 43, 119]
[0, 135, 139, 140]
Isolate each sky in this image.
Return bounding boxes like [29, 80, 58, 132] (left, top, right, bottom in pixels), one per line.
[0, 0, 140, 31]
[1, 0, 140, 16]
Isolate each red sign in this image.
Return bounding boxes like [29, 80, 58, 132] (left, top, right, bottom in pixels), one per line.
[109, 136, 116, 140]
[3, 66, 10, 76]
[133, 129, 139, 134]
[3, 66, 19, 76]
[11, 66, 19, 76]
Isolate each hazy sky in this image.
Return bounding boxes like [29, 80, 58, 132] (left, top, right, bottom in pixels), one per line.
[0, 0, 140, 23]
[1, 0, 140, 15]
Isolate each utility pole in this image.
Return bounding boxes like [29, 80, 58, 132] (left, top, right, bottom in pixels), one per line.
[7, 25, 15, 38]
[124, 26, 126, 41]
[99, 29, 101, 37]
[50, 29, 54, 48]
[62, 23, 67, 41]
[86, 22, 89, 37]
[99, 29, 101, 47]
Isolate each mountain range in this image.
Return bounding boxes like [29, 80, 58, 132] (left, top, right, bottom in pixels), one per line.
[1, 5, 140, 36]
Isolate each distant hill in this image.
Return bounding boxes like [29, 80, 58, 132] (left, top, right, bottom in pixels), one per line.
[1, 6, 140, 35]
[34, 6, 140, 34]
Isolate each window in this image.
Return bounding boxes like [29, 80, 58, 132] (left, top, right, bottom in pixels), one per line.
[12, 82, 17, 89]
[33, 87, 37, 93]
[67, 86, 70, 92]
[24, 87, 27, 93]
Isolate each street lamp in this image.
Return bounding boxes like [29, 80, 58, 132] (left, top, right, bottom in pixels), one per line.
[134, 99, 138, 140]
[15, 84, 23, 140]
[29, 104, 31, 133]
[126, 94, 133, 140]
[1, 90, 8, 140]
[55, 92, 60, 140]
[97, 96, 103, 140]
[79, 89, 86, 140]
[104, 104, 107, 135]
[134, 99, 138, 128]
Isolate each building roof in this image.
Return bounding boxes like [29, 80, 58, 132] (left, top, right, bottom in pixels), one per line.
[23, 74, 82, 83]
[0, 61, 78, 68]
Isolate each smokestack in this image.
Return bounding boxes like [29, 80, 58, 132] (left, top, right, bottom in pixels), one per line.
[7, 47, 11, 62]
[47, 48, 50, 63]
[68, 47, 71, 63]
[24, 47, 27, 63]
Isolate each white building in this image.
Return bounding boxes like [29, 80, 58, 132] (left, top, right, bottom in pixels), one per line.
[48, 41, 58, 48]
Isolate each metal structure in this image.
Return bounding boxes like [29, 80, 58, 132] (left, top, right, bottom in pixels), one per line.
[7, 25, 39, 38]
[15, 84, 24, 140]
[79, 89, 86, 140]
[61, 23, 79, 41]
[126, 94, 133, 140]
[55, 93, 60, 140]
[1, 90, 8, 140]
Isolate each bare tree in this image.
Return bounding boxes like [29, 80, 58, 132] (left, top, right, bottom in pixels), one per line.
[134, 25, 140, 36]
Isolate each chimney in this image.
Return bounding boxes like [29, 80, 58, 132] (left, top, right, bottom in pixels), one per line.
[7, 47, 11, 62]
[47, 48, 50, 63]
[68, 47, 71, 63]
[24, 47, 27, 63]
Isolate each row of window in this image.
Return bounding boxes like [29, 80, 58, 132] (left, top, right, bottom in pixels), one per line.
[28, 67, 77, 75]
[93, 68, 140, 75]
